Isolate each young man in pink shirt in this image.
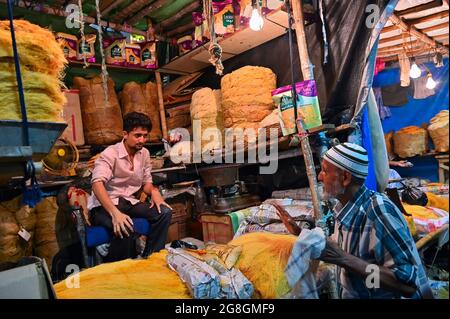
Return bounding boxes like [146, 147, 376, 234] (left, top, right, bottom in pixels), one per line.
[88, 112, 172, 260]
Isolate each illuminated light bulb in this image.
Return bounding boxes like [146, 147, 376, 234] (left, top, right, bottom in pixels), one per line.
[426, 73, 437, 89]
[249, 8, 264, 31]
[409, 62, 421, 78]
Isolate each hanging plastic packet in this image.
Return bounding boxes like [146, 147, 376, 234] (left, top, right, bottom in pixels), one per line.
[77, 33, 96, 63]
[103, 37, 126, 66]
[212, 0, 235, 36]
[140, 41, 157, 69]
[55, 32, 78, 61]
[125, 43, 141, 67]
[193, 12, 209, 48]
[177, 35, 193, 54]
[271, 80, 322, 136]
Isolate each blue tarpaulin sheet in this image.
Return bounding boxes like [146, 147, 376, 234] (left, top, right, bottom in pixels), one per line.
[372, 58, 449, 182]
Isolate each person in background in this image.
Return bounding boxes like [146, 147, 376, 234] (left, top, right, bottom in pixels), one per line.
[273, 143, 432, 299]
[88, 112, 172, 260]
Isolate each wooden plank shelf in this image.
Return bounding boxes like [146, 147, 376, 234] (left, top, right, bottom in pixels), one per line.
[67, 60, 157, 74]
[157, 9, 289, 75]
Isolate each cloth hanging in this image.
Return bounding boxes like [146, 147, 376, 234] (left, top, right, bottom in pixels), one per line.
[398, 53, 410, 87]
[373, 87, 391, 120]
[381, 83, 413, 106]
[285, 227, 326, 299]
[374, 57, 386, 76]
[413, 75, 435, 100]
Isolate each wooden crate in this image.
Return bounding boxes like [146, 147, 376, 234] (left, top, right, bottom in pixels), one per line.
[199, 213, 234, 244]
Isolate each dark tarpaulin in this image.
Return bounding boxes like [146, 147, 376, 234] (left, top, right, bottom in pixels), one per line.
[194, 0, 391, 126]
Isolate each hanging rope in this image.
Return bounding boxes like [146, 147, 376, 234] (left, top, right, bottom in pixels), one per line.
[203, 0, 224, 75]
[77, 0, 88, 68]
[95, 0, 109, 104]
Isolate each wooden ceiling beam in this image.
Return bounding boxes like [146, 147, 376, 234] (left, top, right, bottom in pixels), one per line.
[378, 40, 424, 53]
[166, 21, 195, 38]
[4, 0, 147, 35]
[378, 47, 445, 60]
[159, 1, 200, 31]
[111, 0, 148, 23]
[380, 32, 416, 45]
[389, 13, 448, 53]
[396, 0, 443, 17]
[406, 10, 449, 25]
[126, 0, 168, 26]
[419, 21, 449, 33]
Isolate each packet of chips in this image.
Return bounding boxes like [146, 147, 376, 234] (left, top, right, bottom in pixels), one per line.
[103, 37, 126, 66]
[125, 43, 141, 67]
[56, 32, 78, 61]
[140, 41, 157, 69]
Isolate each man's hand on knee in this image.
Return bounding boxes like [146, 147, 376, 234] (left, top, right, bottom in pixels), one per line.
[112, 211, 134, 238]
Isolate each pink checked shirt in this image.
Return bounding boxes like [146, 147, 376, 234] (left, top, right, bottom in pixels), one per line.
[87, 141, 153, 210]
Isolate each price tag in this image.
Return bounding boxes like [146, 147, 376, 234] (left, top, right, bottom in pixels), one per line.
[18, 227, 31, 242]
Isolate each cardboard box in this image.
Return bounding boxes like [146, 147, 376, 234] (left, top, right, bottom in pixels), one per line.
[61, 89, 85, 146]
[200, 213, 234, 244]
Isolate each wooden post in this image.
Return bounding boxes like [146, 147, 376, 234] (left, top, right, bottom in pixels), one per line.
[290, 0, 322, 221]
[155, 71, 168, 141]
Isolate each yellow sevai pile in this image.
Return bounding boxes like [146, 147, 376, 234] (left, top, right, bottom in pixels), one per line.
[54, 232, 297, 299]
[0, 20, 66, 122]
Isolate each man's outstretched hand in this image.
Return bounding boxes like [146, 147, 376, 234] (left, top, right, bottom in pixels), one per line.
[268, 201, 301, 236]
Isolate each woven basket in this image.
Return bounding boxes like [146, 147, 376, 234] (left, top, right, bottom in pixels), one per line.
[150, 157, 165, 169]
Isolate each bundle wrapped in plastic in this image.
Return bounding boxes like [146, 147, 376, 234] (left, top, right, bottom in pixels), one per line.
[190, 88, 224, 152]
[221, 66, 276, 131]
[166, 248, 221, 299]
[0, 20, 67, 76]
[428, 110, 449, 152]
[0, 20, 67, 122]
[230, 232, 297, 298]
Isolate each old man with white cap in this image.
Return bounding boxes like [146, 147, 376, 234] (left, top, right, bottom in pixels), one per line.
[274, 142, 432, 299]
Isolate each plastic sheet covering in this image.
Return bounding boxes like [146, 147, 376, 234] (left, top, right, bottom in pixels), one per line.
[54, 251, 190, 299]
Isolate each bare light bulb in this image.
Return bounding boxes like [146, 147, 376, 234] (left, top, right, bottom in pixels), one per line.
[426, 73, 437, 90]
[409, 62, 421, 79]
[249, 8, 264, 31]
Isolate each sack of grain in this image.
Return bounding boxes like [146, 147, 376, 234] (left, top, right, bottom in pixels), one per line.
[34, 197, 60, 271]
[384, 131, 395, 160]
[119, 81, 162, 141]
[393, 126, 428, 158]
[73, 76, 123, 145]
[0, 196, 36, 262]
[428, 110, 449, 153]
[221, 66, 276, 130]
[191, 88, 224, 151]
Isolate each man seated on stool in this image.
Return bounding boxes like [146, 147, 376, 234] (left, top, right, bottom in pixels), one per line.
[87, 112, 172, 261]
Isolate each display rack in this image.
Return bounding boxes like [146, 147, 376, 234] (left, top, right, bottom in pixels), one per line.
[157, 9, 289, 75]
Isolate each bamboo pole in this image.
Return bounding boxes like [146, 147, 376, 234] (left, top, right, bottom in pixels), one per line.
[155, 71, 168, 141]
[290, 0, 322, 221]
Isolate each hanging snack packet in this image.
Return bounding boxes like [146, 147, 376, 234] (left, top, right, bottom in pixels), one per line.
[56, 32, 78, 61]
[77, 34, 96, 63]
[103, 37, 126, 66]
[140, 41, 157, 69]
[193, 12, 209, 48]
[125, 43, 141, 67]
[177, 35, 193, 54]
[271, 80, 322, 136]
[212, 0, 235, 36]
